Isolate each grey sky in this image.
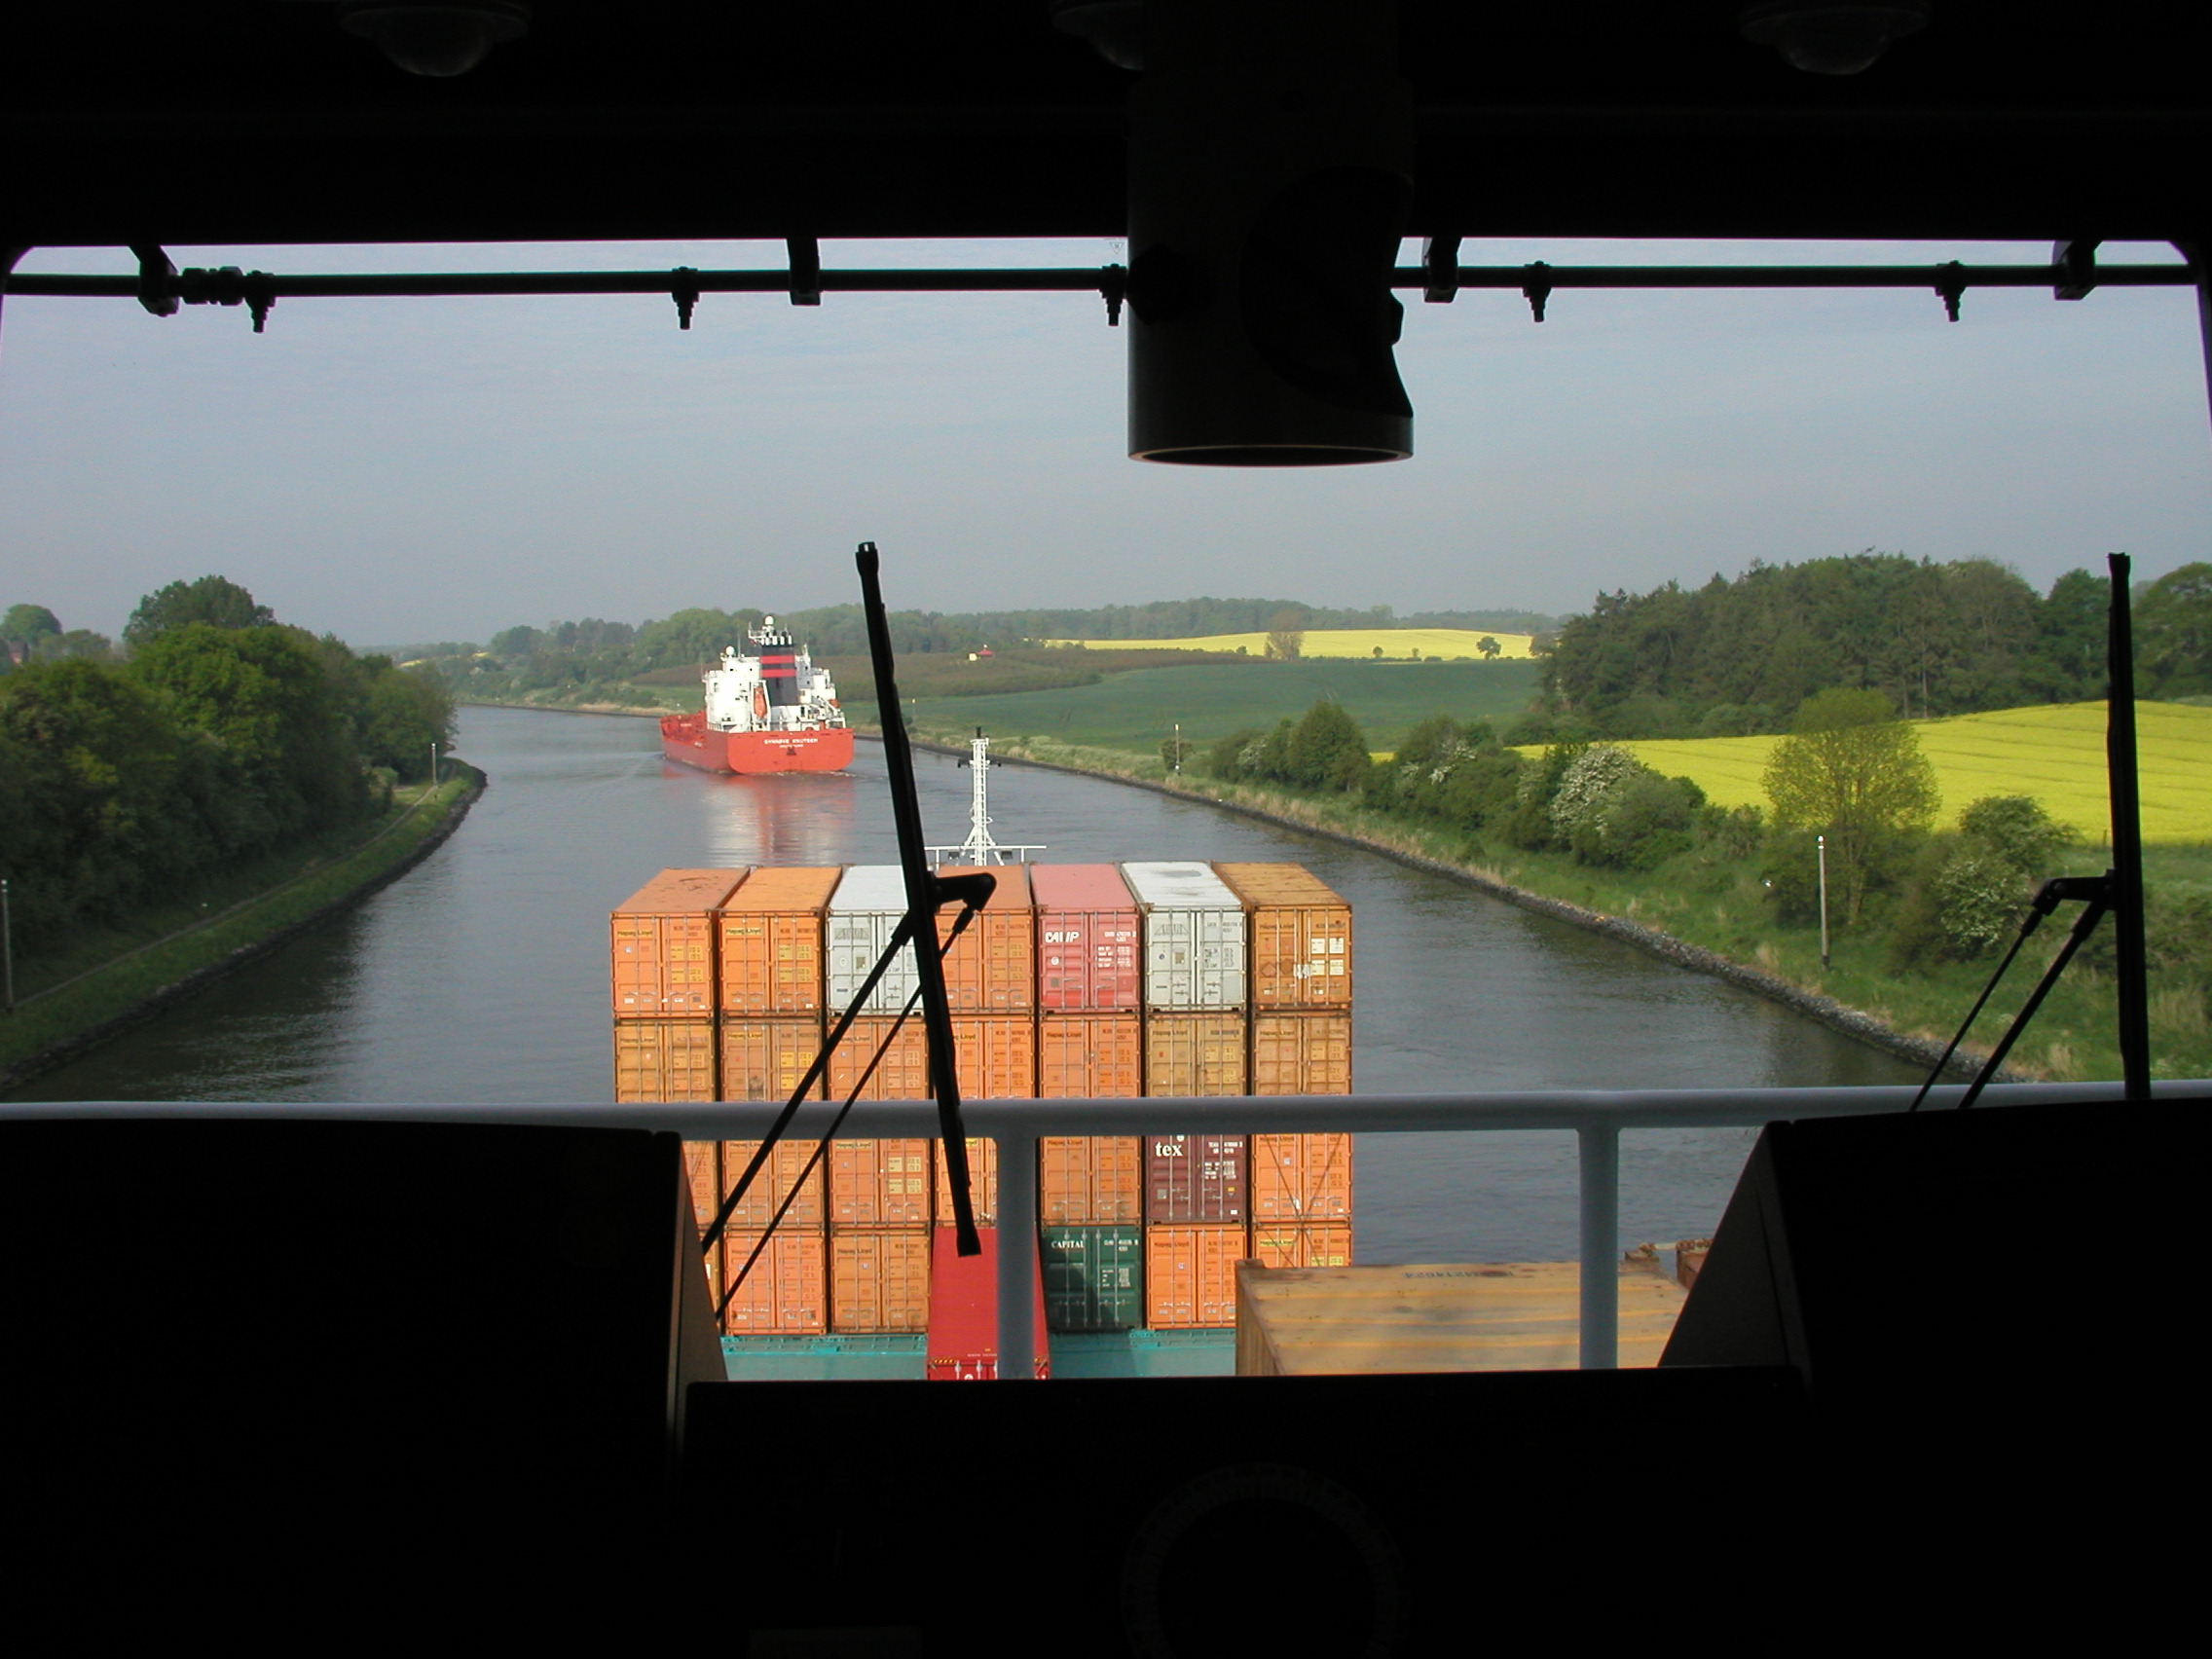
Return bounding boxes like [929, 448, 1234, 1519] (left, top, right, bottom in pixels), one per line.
[4, 237, 2206, 646]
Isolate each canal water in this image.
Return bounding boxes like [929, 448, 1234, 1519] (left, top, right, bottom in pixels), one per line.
[10, 705, 1918, 1260]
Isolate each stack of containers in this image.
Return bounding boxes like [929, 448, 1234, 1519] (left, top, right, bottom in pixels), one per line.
[1031, 864, 1146, 1334]
[1122, 861, 1251, 1329]
[1217, 863, 1354, 1273]
[714, 866, 841, 1335]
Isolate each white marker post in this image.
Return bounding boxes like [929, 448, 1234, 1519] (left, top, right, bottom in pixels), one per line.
[1817, 833, 1830, 971]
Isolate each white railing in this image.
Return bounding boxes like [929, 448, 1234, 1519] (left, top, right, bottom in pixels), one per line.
[15, 1080, 2207, 1378]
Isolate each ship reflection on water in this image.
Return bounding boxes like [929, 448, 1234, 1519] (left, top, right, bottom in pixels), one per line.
[696, 767, 860, 871]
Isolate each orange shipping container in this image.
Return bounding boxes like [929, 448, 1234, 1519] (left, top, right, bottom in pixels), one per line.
[935, 1137, 999, 1226]
[719, 1138, 828, 1230]
[1143, 1012, 1247, 1096]
[828, 1016, 930, 1101]
[830, 1139, 934, 1227]
[830, 1229, 933, 1332]
[610, 868, 747, 1018]
[720, 1018, 828, 1103]
[1038, 1014, 1142, 1097]
[1144, 1224, 1244, 1328]
[721, 1230, 829, 1334]
[718, 866, 841, 1015]
[1214, 863, 1352, 1009]
[1250, 1221, 1354, 1270]
[612, 1019, 718, 1102]
[1250, 1132, 1353, 1221]
[1040, 1136, 1142, 1225]
[951, 1015, 1037, 1099]
[935, 864, 1034, 1012]
[1250, 1012, 1353, 1095]
[682, 1142, 719, 1233]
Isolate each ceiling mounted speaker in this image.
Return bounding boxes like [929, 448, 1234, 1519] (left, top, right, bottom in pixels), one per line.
[1126, 0, 1415, 466]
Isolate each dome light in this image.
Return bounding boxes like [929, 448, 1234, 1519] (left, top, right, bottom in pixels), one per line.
[1738, 2, 1929, 76]
[340, 3, 530, 78]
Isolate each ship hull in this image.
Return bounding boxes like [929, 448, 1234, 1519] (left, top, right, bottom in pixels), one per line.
[660, 715, 854, 775]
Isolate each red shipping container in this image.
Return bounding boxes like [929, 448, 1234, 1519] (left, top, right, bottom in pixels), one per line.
[718, 866, 840, 1015]
[1142, 1012, 1247, 1096]
[719, 1018, 828, 1103]
[935, 864, 1034, 1012]
[934, 1137, 999, 1226]
[1040, 1136, 1143, 1225]
[720, 1137, 828, 1229]
[1030, 863, 1142, 1012]
[612, 1019, 718, 1102]
[830, 1230, 932, 1332]
[1144, 1224, 1245, 1329]
[830, 1139, 933, 1227]
[951, 1015, 1037, 1099]
[720, 1230, 829, 1334]
[1213, 863, 1353, 1009]
[1038, 1014, 1142, 1097]
[609, 868, 747, 1018]
[1144, 1134, 1247, 1223]
[828, 1015, 930, 1101]
[925, 1226, 1051, 1380]
[1250, 1221, 1353, 1270]
[1250, 1133, 1353, 1221]
[1250, 1012, 1353, 1095]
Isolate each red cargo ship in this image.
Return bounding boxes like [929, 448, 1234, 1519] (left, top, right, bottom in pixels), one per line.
[659, 616, 855, 774]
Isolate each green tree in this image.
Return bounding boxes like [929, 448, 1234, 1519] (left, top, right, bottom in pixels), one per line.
[1763, 688, 1939, 922]
[1265, 608, 1306, 661]
[2137, 562, 2212, 697]
[1286, 700, 1371, 791]
[124, 575, 275, 647]
[34, 630, 117, 663]
[1477, 635, 1500, 659]
[4, 604, 61, 647]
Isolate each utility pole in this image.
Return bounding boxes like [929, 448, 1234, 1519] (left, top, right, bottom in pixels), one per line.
[1817, 833, 1830, 971]
[1173, 721, 1182, 774]
[2, 877, 14, 1014]
[430, 741, 439, 793]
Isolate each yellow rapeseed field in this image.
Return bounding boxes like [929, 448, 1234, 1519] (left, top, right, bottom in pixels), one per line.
[1044, 627, 1536, 660]
[1517, 702, 2210, 844]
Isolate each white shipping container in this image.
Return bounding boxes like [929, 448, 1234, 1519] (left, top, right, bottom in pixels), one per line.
[1121, 862, 1247, 1009]
[827, 865, 920, 1014]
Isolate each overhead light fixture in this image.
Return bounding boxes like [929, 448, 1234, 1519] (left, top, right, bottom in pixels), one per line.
[1738, 2, 1928, 76]
[1050, 0, 1143, 69]
[339, 3, 530, 78]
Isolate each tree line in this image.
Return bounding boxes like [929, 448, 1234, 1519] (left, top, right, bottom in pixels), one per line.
[0, 576, 457, 954]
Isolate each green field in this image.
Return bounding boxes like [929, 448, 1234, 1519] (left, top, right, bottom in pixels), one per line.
[1044, 627, 1537, 660]
[910, 659, 1542, 755]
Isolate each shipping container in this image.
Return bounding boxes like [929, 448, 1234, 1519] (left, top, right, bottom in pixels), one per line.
[1037, 1013, 1142, 1097]
[720, 1230, 829, 1334]
[950, 1015, 1037, 1099]
[827, 1015, 930, 1102]
[719, 1018, 828, 1103]
[1250, 1133, 1353, 1221]
[1213, 863, 1353, 1009]
[1042, 1225, 1144, 1333]
[1249, 1221, 1354, 1270]
[1040, 1136, 1142, 1225]
[825, 865, 919, 1015]
[719, 1137, 828, 1230]
[609, 867, 747, 1018]
[830, 1230, 931, 1333]
[612, 1019, 718, 1102]
[1029, 863, 1141, 1012]
[682, 1141, 719, 1233]
[1121, 861, 1247, 1009]
[718, 866, 840, 1015]
[1143, 1224, 1245, 1329]
[1250, 1011, 1354, 1096]
[1142, 1011, 1248, 1096]
[830, 1139, 934, 1227]
[934, 1137, 998, 1226]
[1144, 1134, 1248, 1224]
[935, 864, 1034, 1012]
[924, 1226, 1051, 1380]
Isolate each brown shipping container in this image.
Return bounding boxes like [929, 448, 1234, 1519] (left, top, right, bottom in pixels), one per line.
[1250, 1133, 1353, 1221]
[1030, 863, 1142, 1012]
[719, 1018, 828, 1103]
[682, 1141, 720, 1233]
[612, 1019, 718, 1102]
[1250, 1012, 1353, 1095]
[1214, 863, 1352, 1009]
[1250, 1221, 1354, 1270]
[1038, 1014, 1142, 1097]
[1143, 1012, 1247, 1096]
[830, 1139, 934, 1227]
[1040, 1136, 1143, 1225]
[935, 1137, 999, 1226]
[609, 867, 748, 1017]
[951, 1015, 1037, 1099]
[1144, 1224, 1244, 1328]
[828, 1015, 931, 1101]
[936, 864, 1034, 1012]
[718, 866, 840, 1015]
[830, 1229, 933, 1332]
[721, 1230, 830, 1334]
[1144, 1134, 1248, 1224]
[719, 1138, 828, 1230]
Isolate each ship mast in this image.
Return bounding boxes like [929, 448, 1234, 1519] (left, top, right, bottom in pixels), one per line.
[929, 728, 1045, 866]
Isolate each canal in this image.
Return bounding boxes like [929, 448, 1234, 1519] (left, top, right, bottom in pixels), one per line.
[9, 704, 1919, 1261]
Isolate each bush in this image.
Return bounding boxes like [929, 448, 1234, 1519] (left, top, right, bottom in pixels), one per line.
[1931, 851, 2027, 958]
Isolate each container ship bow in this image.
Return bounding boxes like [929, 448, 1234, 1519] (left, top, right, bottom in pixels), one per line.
[661, 616, 855, 775]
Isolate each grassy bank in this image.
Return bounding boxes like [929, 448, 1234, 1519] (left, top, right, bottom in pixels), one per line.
[1, 766, 485, 1088]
